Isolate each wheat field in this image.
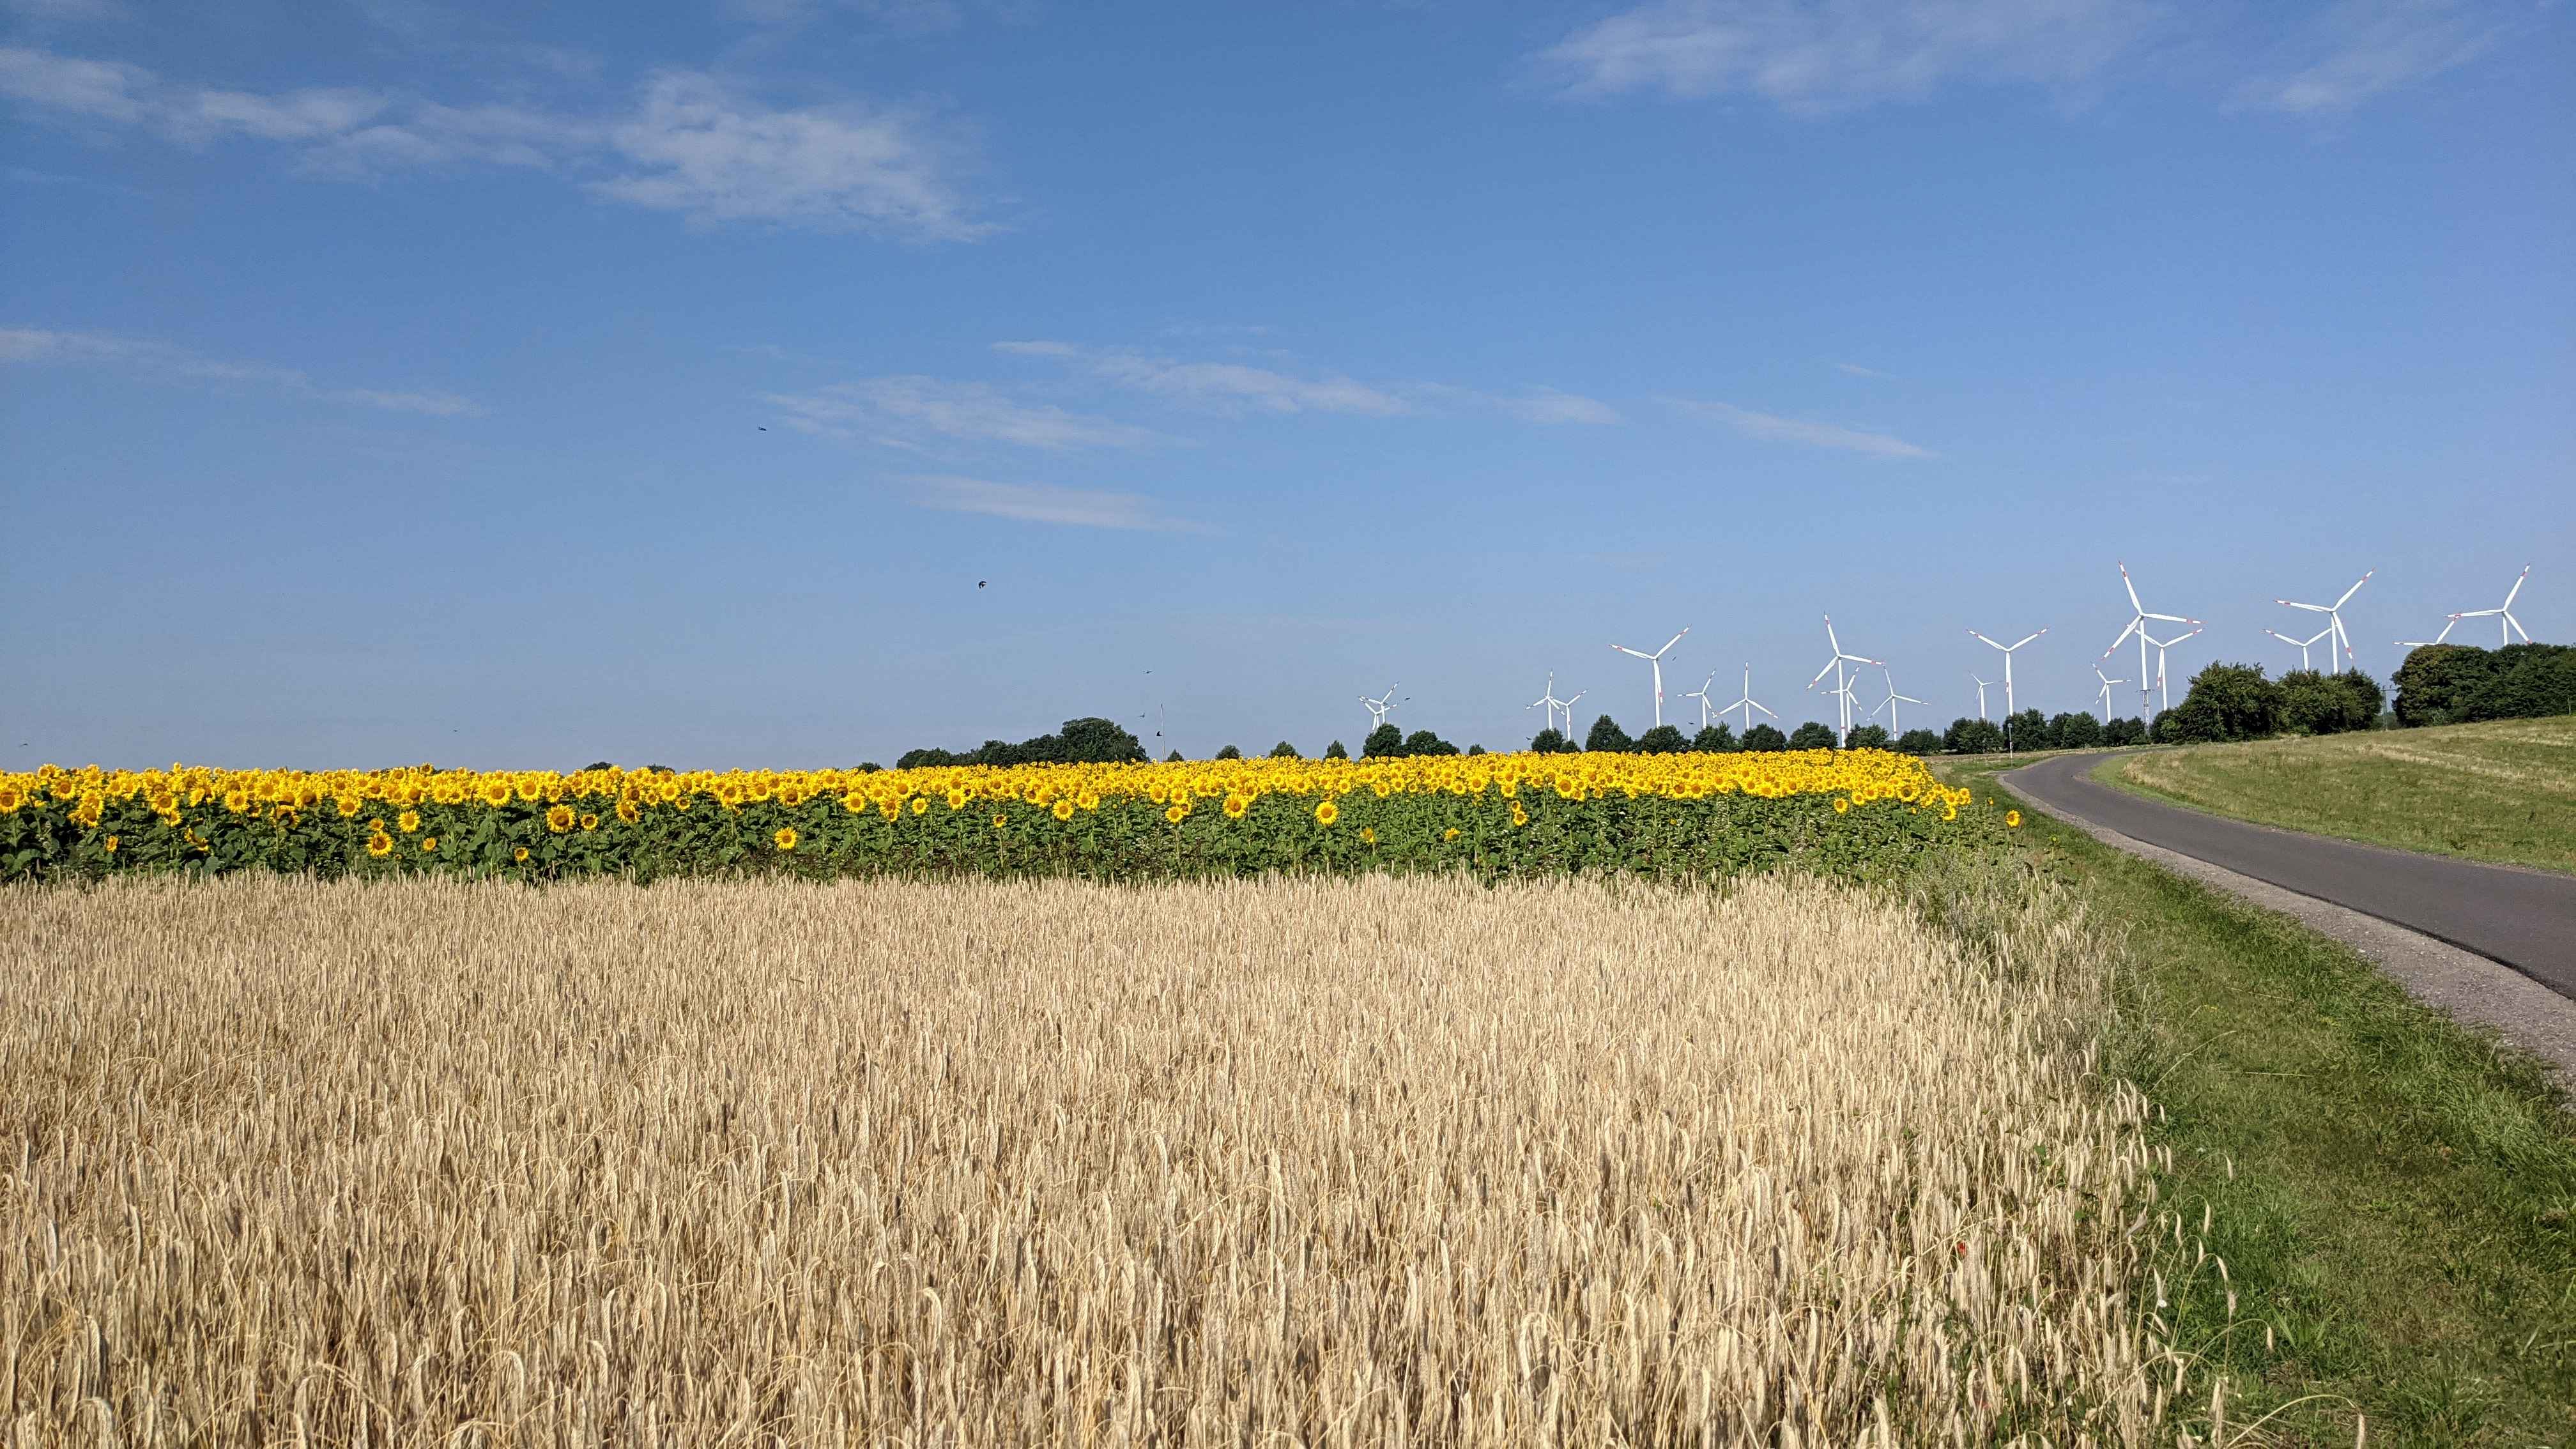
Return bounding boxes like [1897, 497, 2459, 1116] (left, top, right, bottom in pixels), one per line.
[4, 873, 2178, 1446]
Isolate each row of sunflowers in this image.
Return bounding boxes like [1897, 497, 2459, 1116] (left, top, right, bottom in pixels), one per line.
[0, 749, 1987, 883]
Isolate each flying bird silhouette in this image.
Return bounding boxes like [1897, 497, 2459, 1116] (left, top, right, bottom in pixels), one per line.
[978, 580, 986, 588]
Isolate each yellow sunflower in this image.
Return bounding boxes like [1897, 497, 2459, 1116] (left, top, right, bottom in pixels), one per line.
[546, 804, 576, 833]
[102, 835, 118, 854]
[579, 813, 598, 831]
[911, 797, 930, 815]
[1359, 827, 1376, 845]
[1164, 804, 1186, 824]
[1444, 827, 1460, 841]
[616, 797, 640, 824]
[397, 809, 420, 833]
[2005, 810, 2022, 828]
[479, 779, 513, 808]
[774, 826, 798, 851]
[512, 846, 530, 863]
[1314, 799, 1338, 826]
[947, 788, 969, 811]
[420, 836, 438, 852]
[1052, 798, 1075, 822]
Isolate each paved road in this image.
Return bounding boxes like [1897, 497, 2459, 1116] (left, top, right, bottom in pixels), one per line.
[2004, 751, 2576, 1001]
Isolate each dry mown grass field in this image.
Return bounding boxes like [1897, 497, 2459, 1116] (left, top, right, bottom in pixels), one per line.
[5, 873, 2184, 1445]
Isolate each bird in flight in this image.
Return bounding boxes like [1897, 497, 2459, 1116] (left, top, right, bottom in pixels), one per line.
[758, 426, 767, 431]
[978, 580, 987, 588]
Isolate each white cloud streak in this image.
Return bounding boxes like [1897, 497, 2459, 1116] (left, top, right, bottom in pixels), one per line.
[1669, 398, 1931, 458]
[1540, 0, 2159, 111]
[765, 377, 1171, 449]
[906, 475, 1205, 532]
[0, 46, 983, 239]
[995, 341, 1620, 424]
[2234, 0, 2500, 114]
[1, 326, 482, 415]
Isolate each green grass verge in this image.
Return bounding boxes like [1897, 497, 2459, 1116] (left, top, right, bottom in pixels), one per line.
[2099, 716, 2576, 875]
[1943, 757, 2576, 1446]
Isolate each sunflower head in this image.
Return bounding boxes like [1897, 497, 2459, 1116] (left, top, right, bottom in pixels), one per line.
[1052, 798, 1075, 822]
[367, 831, 394, 857]
[579, 813, 598, 831]
[946, 787, 969, 811]
[1314, 799, 1338, 826]
[1358, 827, 1376, 845]
[911, 796, 930, 815]
[512, 846, 530, 863]
[420, 836, 438, 852]
[616, 798, 641, 824]
[2005, 809, 2022, 828]
[1444, 827, 1460, 841]
[546, 804, 576, 833]
[774, 826, 798, 851]
[397, 809, 420, 833]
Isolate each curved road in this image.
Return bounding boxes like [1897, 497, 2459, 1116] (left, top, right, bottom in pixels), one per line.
[2004, 751, 2576, 1001]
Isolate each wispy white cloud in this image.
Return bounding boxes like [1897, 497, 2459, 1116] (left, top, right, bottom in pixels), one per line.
[906, 475, 1204, 532]
[1498, 386, 1624, 425]
[1, 0, 126, 24]
[1, 326, 481, 415]
[999, 340, 1411, 417]
[765, 376, 1171, 449]
[0, 46, 985, 239]
[1668, 398, 1931, 458]
[2234, 0, 2501, 114]
[1834, 361, 1894, 379]
[1539, 0, 2158, 112]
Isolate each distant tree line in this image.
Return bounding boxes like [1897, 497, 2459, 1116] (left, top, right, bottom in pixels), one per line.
[2389, 643, 2576, 727]
[896, 717, 1149, 770]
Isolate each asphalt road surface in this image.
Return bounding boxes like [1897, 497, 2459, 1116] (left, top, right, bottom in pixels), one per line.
[2005, 751, 2576, 1001]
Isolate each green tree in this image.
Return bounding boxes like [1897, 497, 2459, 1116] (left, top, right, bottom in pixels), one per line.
[2166, 661, 2284, 742]
[2103, 717, 2147, 746]
[1896, 728, 1942, 755]
[2336, 670, 2388, 727]
[1634, 723, 1689, 754]
[1466, 742, 1486, 755]
[1584, 714, 1634, 753]
[1362, 723, 1405, 758]
[1944, 717, 2005, 755]
[1843, 723, 1891, 750]
[2050, 711, 2103, 749]
[2459, 644, 2576, 722]
[1692, 723, 1737, 752]
[1164, 749, 1184, 762]
[1323, 740, 1349, 760]
[1529, 727, 1575, 754]
[1741, 723, 1790, 752]
[1401, 729, 1460, 756]
[2005, 709, 2051, 752]
[2392, 644, 2497, 726]
[1268, 741, 1300, 758]
[1214, 744, 1243, 760]
[1786, 721, 1837, 750]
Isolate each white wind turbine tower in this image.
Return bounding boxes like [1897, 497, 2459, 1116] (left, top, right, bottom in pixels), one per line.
[1683, 672, 1719, 729]
[2142, 624, 2204, 714]
[1527, 673, 1577, 736]
[1609, 627, 1689, 729]
[1968, 674, 1993, 721]
[2274, 569, 2372, 673]
[2447, 564, 2536, 647]
[1359, 685, 1400, 733]
[2264, 624, 2335, 673]
[1871, 665, 1926, 739]
[2103, 563, 2200, 719]
[1967, 627, 2046, 748]
[1805, 616, 1881, 746]
[1717, 664, 1775, 733]
[2093, 665, 2128, 723]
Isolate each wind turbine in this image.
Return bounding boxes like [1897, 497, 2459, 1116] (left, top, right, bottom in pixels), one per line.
[1359, 685, 1401, 733]
[2092, 665, 2127, 723]
[1871, 665, 1926, 738]
[2274, 569, 2372, 673]
[1683, 672, 1719, 729]
[1967, 627, 2046, 748]
[1609, 627, 1689, 729]
[1968, 673, 1993, 721]
[1717, 664, 1775, 733]
[2264, 624, 2335, 673]
[2103, 564, 2200, 719]
[1527, 673, 1575, 736]
[2142, 624, 2204, 714]
[2448, 564, 2535, 647]
[1805, 616, 1880, 746]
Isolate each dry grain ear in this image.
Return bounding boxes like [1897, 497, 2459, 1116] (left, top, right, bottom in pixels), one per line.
[2, 871, 2174, 1445]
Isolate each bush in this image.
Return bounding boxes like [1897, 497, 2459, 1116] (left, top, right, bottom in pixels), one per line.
[2004, 709, 2050, 753]
[1843, 724, 1891, 751]
[1529, 728, 1576, 754]
[1943, 717, 2005, 755]
[1363, 724, 1404, 758]
[2163, 663, 2283, 743]
[2050, 712, 2103, 749]
[1584, 715, 1634, 754]
[1786, 722, 1837, 751]
[1692, 723, 1738, 753]
[1634, 724, 1689, 755]
[1896, 729, 1942, 756]
[2279, 670, 2370, 736]
[1269, 742, 1301, 758]
[2103, 717, 2146, 746]
[1742, 723, 1790, 752]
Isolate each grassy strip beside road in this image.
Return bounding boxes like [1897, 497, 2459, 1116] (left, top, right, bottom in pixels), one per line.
[2101, 715, 2576, 874]
[1947, 756, 2576, 1446]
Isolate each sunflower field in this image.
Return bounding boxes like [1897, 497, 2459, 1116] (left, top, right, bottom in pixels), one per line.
[0, 749, 1985, 884]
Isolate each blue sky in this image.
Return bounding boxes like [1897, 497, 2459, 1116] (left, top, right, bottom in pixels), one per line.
[4, 0, 2570, 768]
